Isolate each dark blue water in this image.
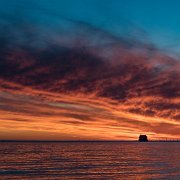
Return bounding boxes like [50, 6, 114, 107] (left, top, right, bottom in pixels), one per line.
[0, 142, 180, 179]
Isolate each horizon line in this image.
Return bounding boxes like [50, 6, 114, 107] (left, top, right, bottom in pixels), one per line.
[0, 140, 179, 142]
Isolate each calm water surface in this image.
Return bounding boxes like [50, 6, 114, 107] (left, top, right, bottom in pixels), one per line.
[0, 142, 179, 179]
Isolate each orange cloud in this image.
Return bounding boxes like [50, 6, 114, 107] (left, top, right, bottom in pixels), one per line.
[0, 18, 179, 140]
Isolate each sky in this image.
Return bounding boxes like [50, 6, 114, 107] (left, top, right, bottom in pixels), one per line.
[0, 0, 179, 140]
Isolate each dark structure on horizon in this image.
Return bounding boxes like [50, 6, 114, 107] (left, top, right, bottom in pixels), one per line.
[139, 135, 148, 142]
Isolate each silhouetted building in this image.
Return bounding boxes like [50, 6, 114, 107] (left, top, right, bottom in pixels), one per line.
[139, 135, 148, 142]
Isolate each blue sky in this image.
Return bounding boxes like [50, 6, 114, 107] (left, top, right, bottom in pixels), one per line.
[37, 0, 180, 53]
[1, 0, 180, 53]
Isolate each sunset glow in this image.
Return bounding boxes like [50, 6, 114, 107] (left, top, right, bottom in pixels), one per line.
[0, 0, 179, 140]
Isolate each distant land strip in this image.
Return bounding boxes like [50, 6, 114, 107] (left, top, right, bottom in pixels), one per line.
[0, 140, 179, 142]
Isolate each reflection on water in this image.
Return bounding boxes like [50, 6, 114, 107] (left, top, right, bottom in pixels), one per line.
[0, 142, 179, 179]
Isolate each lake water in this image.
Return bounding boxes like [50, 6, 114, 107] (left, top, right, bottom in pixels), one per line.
[0, 142, 179, 179]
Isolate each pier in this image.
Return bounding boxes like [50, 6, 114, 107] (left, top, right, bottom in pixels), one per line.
[138, 135, 179, 142]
